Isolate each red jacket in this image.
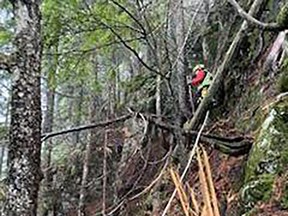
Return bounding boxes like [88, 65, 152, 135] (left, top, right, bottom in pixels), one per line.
[191, 69, 205, 87]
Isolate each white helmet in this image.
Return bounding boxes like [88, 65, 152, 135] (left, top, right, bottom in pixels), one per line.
[192, 64, 205, 73]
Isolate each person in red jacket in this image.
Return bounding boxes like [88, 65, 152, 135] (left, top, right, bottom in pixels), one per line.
[189, 64, 213, 107]
[191, 64, 206, 87]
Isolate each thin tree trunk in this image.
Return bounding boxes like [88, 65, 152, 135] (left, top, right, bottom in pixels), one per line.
[202, 0, 211, 66]
[73, 85, 84, 145]
[0, 96, 10, 178]
[43, 89, 55, 216]
[175, 0, 191, 122]
[116, 65, 121, 105]
[1, 0, 42, 215]
[0, 147, 4, 178]
[78, 97, 97, 216]
[67, 85, 74, 120]
[42, 68, 56, 216]
[156, 74, 162, 115]
[78, 56, 98, 216]
[102, 130, 108, 216]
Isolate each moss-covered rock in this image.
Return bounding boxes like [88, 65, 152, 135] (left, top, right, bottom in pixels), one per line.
[277, 58, 288, 93]
[276, 3, 288, 28]
[240, 97, 288, 212]
[241, 174, 274, 209]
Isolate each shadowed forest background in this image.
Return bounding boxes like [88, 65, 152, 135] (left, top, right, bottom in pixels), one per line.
[0, 0, 288, 215]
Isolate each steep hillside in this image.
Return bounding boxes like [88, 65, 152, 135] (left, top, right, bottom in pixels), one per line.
[115, 19, 288, 216]
[2, 0, 288, 215]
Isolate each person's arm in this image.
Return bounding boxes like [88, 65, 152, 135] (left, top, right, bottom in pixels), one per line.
[191, 69, 205, 86]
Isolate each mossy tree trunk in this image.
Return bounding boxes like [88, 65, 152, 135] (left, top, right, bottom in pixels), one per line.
[1, 0, 42, 215]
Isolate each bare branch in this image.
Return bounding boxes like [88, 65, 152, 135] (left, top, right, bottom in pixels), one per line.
[100, 154, 170, 216]
[228, 0, 284, 31]
[41, 114, 132, 141]
[110, 0, 147, 35]
[42, 111, 252, 154]
[100, 21, 166, 78]
[44, 36, 145, 56]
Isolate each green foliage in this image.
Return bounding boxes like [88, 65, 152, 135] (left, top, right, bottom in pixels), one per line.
[0, 3, 13, 48]
[0, 30, 11, 46]
[276, 3, 288, 27]
[106, 67, 117, 81]
[41, 0, 136, 97]
[122, 74, 153, 94]
[50, 143, 70, 166]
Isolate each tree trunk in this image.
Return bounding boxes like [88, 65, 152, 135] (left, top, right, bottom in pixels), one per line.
[175, 0, 191, 123]
[0, 96, 10, 179]
[78, 57, 98, 216]
[102, 130, 108, 216]
[1, 0, 42, 215]
[42, 64, 56, 216]
[78, 96, 97, 216]
[0, 147, 4, 178]
[156, 74, 162, 115]
[73, 85, 84, 145]
[202, 0, 211, 66]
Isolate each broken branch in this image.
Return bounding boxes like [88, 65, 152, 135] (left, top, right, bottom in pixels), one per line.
[41, 114, 132, 141]
[228, 0, 284, 31]
[161, 111, 210, 216]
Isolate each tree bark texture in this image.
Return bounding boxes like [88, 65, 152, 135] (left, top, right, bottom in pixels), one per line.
[73, 85, 84, 145]
[78, 58, 98, 216]
[102, 130, 108, 216]
[0, 99, 9, 179]
[2, 0, 42, 215]
[78, 97, 97, 216]
[42, 71, 56, 216]
[175, 0, 191, 122]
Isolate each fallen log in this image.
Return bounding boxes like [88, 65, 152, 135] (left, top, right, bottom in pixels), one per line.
[147, 115, 253, 156]
[41, 112, 253, 156]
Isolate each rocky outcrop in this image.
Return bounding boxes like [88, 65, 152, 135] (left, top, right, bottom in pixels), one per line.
[240, 96, 288, 214]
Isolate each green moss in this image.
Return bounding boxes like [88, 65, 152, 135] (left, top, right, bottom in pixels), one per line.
[276, 3, 288, 27]
[245, 99, 288, 181]
[277, 59, 288, 93]
[241, 98, 288, 212]
[234, 85, 265, 133]
[241, 174, 274, 210]
[281, 179, 288, 209]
